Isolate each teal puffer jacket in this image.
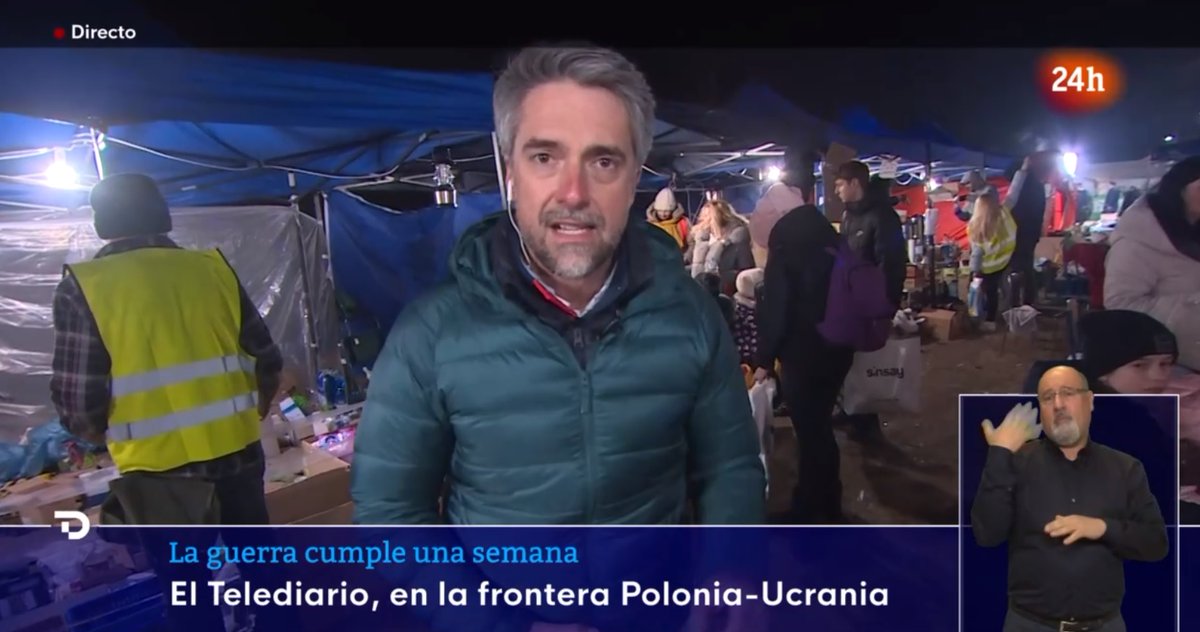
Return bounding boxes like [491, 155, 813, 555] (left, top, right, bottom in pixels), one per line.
[351, 213, 765, 525]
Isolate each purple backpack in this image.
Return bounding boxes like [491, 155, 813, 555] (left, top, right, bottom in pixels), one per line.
[816, 240, 894, 352]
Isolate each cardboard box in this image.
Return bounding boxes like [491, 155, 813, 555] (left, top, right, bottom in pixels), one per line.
[264, 444, 351, 524]
[291, 502, 353, 525]
[18, 495, 82, 526]
[921, 308, 967, 342]
[1035, 236, 1064, 265]
[0, 475, 88, 525]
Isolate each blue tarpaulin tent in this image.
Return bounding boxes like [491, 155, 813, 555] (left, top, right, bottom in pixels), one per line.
[728, 84, 1012, 179]
[0, 49, 502, 416]
[0, 49, 495, 210]
[325, 190, 501, 332]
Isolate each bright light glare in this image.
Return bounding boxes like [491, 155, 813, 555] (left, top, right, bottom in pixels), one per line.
[927, 177, 940, 191]
[1164, 135, 1175, 142]
[1062, 152, 1078, 177]
[765, 166, 782, 181]
[44, 150, 77, 188]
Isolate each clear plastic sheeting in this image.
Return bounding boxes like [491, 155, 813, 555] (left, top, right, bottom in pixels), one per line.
[0, 205, 339, 442]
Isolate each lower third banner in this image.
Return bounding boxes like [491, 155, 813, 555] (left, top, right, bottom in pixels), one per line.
[0, 525, 957, 632]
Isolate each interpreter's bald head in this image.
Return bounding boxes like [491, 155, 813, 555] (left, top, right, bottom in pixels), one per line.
[1037, 365, 1094, 448]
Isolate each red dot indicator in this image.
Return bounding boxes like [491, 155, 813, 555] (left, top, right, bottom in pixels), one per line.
[53, 27, 65, 40]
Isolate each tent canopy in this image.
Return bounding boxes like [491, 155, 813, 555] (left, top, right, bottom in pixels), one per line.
[728, 83, 1013, 179]
[1076, 158, 1173, 184]
[0, 49, 496, 209]
[1151, 138, 1200, 162]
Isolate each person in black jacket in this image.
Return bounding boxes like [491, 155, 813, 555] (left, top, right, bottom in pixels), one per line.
[1007, 155, 1050, 306]
[754, 175, 855, 524]
[832, 161, 908, 440]
[835, 162, 907, 307]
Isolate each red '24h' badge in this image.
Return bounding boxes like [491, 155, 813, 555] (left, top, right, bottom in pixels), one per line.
[1036, 49, 1125, 116]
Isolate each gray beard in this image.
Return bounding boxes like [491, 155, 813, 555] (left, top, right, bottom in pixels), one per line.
[529, 240, 614, 280]
[1047, 419, 1082, 446]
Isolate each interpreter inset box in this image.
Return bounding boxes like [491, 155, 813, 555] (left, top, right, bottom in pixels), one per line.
[959, 388, 1178, 632]
[1181, 528, 1200, 630]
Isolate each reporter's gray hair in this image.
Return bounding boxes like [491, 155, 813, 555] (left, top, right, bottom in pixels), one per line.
[493, 45, 656, 166]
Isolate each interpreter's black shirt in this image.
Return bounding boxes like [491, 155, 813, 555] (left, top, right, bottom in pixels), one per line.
[970, 438, 1168, 621]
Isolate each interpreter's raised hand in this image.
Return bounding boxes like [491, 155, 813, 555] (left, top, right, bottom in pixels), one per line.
[1044, 514, 1107, 545]
[981, 402, 1041, 453]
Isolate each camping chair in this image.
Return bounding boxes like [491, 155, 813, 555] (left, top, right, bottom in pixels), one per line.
[999, 271, 1027, 353]
[1001, 270, 1085, 356]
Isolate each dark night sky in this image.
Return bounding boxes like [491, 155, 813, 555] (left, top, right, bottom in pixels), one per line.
[257, 46, 1200, 163]
[14, 2, 1200, 163]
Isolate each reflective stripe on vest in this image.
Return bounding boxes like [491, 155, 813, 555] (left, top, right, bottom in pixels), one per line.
[67, 247, 261, 473]
[981, 210, 1017, 275]
[107, 391, 257, 443]
[111, 354, 256, 397]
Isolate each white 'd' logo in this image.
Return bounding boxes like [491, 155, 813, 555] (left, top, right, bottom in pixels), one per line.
[55, 510, 90, 540]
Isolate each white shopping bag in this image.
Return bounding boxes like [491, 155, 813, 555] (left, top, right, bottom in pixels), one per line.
[840, 336, 922, 415]
[968, 278, 984, 318]
[748, 379, 776, 498]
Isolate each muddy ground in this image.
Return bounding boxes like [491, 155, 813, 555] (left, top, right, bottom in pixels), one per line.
[766, 319, 1072, 525]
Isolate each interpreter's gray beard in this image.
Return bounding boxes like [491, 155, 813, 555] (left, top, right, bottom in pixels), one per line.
[1047, 418, 1083, 447]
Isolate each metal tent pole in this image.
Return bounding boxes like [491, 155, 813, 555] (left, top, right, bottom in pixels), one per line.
[924, 142, 938, 305]
[319, 191, 334, 285]
[318, 191, 358, 400]
[288, 172, 321, 385]
[89, 128, 105, 180]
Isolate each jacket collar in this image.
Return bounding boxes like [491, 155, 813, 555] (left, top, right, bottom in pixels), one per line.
[489, 217, 657, 323]
[95, 234, 179, 259]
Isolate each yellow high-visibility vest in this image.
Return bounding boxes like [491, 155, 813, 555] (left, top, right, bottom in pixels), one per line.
[973, 207, 1018, 275]
[68, 247, 261, 473]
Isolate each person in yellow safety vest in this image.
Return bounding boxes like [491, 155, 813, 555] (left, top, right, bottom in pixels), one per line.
[967, 188, 1018, 333]
[49, 173, 283, 525]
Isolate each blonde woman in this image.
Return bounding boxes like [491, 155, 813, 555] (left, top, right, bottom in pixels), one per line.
[967, 190, 1017, 331]
[685, 199, 755, 292]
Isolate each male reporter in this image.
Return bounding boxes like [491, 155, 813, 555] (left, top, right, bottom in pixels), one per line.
[352, 44, 765, 632]
[971, 365, 1167, 631]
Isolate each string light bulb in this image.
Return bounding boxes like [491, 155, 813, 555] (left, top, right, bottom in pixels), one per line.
[44, 148, 77, 188]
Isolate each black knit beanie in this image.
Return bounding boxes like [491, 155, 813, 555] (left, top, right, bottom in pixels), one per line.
[1078, 310, 1178, 379]
[90, 173, 172, 240]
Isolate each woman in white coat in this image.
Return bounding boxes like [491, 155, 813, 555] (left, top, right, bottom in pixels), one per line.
[1104, 157, 1200, 371]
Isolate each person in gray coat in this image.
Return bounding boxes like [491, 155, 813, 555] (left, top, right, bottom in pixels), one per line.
[686, 198, 756, 292]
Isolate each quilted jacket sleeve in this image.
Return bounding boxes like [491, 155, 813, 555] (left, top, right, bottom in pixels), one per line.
[352, 300, 450, 525]
[350, 297, 536, 632]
